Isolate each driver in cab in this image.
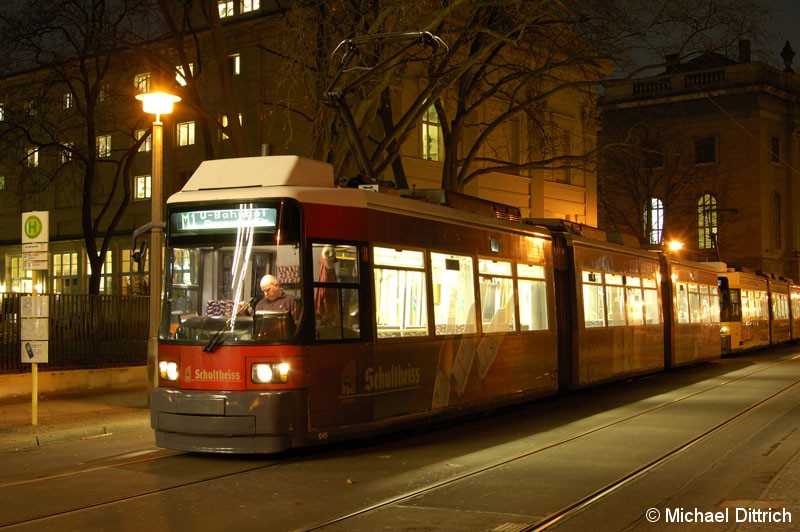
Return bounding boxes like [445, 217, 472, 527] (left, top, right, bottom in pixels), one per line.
[254, 274, 296, 316]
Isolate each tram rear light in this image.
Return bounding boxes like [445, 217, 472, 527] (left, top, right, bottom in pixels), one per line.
[159, 360, 179, 381]
[251, 362, 290, 384]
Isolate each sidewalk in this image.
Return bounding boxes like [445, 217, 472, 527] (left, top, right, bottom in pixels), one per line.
[0, 388, 151, 452]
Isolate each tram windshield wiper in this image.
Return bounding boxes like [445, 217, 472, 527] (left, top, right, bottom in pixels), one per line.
[204, 317, 232, 352]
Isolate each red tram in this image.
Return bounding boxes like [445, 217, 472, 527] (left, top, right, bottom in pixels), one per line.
[151, 156, 727, 454]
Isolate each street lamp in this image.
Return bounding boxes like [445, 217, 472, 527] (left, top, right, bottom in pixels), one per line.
[136, 91, 180, 392]
[667, 240, 684, 253]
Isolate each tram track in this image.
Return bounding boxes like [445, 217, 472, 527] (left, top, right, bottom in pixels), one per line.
[0, 451, 300, 529]
[0, 449, 179, 490]
[2, 354, 798, 531]
[525, 370, 800, 531]
[295, 354, 800, 531]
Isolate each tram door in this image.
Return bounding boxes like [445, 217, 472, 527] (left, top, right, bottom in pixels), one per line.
[306, 242, 373, 433]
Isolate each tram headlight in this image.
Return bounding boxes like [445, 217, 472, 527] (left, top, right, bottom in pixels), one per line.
[720, 326, 729, 335]
[251, 362, 290, 384]
[159, 360, 179, 381]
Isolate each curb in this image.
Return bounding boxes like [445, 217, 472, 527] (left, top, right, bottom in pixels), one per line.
[0, 416, 151, 453]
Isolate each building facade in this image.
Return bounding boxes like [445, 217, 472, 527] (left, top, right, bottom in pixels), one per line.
[0, 3, 598, 295]
[599, 42, 800, 281]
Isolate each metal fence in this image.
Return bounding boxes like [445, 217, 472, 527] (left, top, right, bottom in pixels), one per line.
[0, 293, 148, 373]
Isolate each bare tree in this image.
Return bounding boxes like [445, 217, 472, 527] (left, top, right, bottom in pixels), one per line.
[0, 0, 151, 294]
[259, 0, 769, 192]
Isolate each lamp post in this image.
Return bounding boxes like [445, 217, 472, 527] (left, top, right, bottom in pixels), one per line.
[136, 91, 180, 392]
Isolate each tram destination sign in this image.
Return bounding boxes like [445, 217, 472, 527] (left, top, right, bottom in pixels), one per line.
[173, 207, 277, 232]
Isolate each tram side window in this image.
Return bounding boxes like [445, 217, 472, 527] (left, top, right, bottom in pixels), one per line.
[171, 248, 202, 316]
[518, 263, 548, 331]
[759, 290, 769, 319]
[741, 290, 751, 320]
[604, 273, 626, 326]
[374, 247, 428, 338]
[741, 289, 767, 321]
[643, 277, 660, 324]
[699, 285, 711, 322]
[749, 290, 769, 320]
[625, 276, 643, 325]
[582, 271, 605, 328]
[312, 243, 360, 340]
[676, 282, 690, 324]
[709, 286, 720, 322]
[772, 293, 789, 320]
[688, 284, 701, 323]
[720, 287, 741, 322]
[792, 293, 800, 321]
[479, 259, 516, 333]
[431, 253, 476, 335]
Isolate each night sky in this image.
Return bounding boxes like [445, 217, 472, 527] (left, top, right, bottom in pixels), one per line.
[762, 0, 800, 66]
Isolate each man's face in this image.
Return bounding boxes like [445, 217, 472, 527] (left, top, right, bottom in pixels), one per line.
[262, 279, 280, 300]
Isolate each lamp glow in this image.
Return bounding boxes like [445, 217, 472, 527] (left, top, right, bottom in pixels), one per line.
[667, 241, 684, 252]
[136, 91, 181, 118]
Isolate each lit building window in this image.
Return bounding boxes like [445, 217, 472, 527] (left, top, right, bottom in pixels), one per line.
[53, 252, 80, 294]
[121, 248, 148, 295]
[87, 253, 113, 294]
[97, 134, 112, 157]
[697, 194, 718, 249]
[228, 53, 240, 75]
[177, 121, 196, 146]
[135, 175, 152, 200]
[176, 63, 194, 86]
[134, 72, 151, 93]
[62, 142, 73, 163]
[63, 92, 72, 109]
[220, 113, 242, 140]
[10, 257, 34, 293]
[421, 104, 440, 162]
[0, 175, 5, 190]
[644, 197, 664, 245]
[0, 104, 4, 121]
[24, 100, 37, 117]
[241, 0, 259, 12]
[218, 1, 233, 17]
[136, 129, 151, 152]
[99, 84, 110, 102]
[26, 147, 39, 167]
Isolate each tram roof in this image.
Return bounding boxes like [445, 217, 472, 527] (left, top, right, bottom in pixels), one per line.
[168, 156, 551, 239]
[177, 155, 334, 191]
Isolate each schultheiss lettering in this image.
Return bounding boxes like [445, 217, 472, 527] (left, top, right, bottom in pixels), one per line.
[364, 364, 421, 392]
[193, 368, 242, 381]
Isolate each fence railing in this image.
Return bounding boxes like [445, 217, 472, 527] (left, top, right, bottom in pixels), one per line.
[0, 293, 148, 374]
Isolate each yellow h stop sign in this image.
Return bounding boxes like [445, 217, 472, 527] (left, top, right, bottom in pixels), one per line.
[21, 211, 49, 244]
[24, 215, 43, 240]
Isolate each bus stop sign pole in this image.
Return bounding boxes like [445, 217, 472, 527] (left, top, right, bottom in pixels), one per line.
[21, 211, 49, 425]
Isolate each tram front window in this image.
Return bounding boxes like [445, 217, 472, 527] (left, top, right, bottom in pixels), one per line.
[161, 202, 303, 345]
[165, 244, 301, 343]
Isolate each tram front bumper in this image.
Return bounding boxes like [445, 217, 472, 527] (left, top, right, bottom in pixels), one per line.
[150, 388, 305, 454]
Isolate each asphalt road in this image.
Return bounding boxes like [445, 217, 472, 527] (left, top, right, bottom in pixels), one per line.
[2, 346, 799, 532]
